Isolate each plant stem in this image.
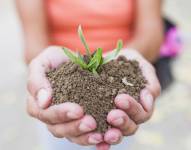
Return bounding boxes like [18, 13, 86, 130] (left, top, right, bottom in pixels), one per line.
[78, 25, 92, 59]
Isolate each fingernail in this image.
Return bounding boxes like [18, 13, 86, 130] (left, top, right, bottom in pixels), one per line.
[88, 135, 102, 144]
[113, 117, 124, 126]
[37, 89, 49, 108]
[79, 122, 92, 132]
[116, 95, 129, 109]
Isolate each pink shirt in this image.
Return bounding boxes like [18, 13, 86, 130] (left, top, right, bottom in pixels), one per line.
[46, 0, 135, 54]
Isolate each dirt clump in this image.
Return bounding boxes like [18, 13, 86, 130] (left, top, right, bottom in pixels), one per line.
[46, 57, 146, 133]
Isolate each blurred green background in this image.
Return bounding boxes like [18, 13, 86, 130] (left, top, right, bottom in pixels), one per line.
[0, 0, 191, 150]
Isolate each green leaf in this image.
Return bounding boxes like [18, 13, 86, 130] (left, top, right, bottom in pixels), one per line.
[116, 39, 123, 55]
[92, 68, 98, 75]
[103, 40, 123, 64]
[78, 25, 92, 59]
[87, 48, 103, 71]
[62, 25, 123, 75]
[77, 51, 84, 62]
[63, 47, 88, 69]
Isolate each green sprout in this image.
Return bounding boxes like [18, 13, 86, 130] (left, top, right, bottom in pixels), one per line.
[62, 25, 123, 74]
[78, 25, 92, 59]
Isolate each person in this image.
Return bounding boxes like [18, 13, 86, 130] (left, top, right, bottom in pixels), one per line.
[16, 0, 162, 150]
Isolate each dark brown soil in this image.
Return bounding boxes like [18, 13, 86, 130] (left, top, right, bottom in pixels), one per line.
[46, 56, 146, 133]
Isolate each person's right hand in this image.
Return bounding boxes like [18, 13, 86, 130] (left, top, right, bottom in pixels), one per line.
[27, 46, 104, 147]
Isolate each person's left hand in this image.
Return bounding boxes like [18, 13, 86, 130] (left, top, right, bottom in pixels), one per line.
[96, 49, 161, 149]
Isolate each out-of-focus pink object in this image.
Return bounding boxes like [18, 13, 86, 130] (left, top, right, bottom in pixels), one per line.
[160, 27, 183, 57]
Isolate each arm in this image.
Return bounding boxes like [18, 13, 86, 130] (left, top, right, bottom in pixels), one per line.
[103, 1, 162, 146]
[17, 2, 109, 149]
[16, 0, 49, 64]
[127, 0, 164, 62]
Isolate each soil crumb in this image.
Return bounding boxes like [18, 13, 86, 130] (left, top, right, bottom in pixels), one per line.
[46, 57, 146, 133]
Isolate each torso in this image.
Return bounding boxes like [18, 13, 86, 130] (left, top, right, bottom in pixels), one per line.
[46, 0, 135, 54]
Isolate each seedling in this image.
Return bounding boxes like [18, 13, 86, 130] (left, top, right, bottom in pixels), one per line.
[48, 26, 146, 133]
[63, 25, 123, 74]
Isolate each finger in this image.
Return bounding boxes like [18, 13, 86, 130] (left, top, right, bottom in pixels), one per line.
[140, 89, 154, 113]
[139, 61, 161, 98]
[28, 57, 52, 108]
[107, 109, 138, 136]
[69, 133, 103, 146]
[27, 96, 84, 123]
[28, 65, 52, 109]
[96, 142, 111, 150]
[27, 46, 68, 108]
[115, 94, 152, 124]
[47, 115, 96, 138]
[104, 128, 122, 145]
[38, 102, 84, 124]
[27, 95, 40, 118]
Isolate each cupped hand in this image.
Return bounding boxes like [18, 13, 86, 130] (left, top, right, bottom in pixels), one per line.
[27, 46, 103, 146]
[102, 49, 161, 147]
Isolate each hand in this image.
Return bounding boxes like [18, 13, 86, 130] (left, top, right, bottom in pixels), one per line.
[27, 46, 103, 146]
[102, 49, 161, 146]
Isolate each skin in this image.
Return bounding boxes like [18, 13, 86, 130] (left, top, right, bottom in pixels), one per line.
[17, 0, 162, 149]
[126, 0, 163, 63]
[16, 0, 49, 64]
[27, 46, 161, 150]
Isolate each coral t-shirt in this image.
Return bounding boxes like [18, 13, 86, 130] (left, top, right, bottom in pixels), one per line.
[46, 0, 134, 54]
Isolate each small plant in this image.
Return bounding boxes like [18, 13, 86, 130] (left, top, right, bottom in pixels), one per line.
[63, 25, 123, 74]
[48, 26, 146, 133]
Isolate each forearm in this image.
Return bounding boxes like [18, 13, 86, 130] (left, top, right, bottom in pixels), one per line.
[126, 23, 164, 63]
[126, 0, 164, 63]
[24, 30, 49, 64]
[16, 0, 49, 64]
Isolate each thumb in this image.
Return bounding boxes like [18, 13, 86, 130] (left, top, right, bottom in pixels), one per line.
[28, 57, 52, 109]
[96, 142, 110, 150]
[37, 88, 52, 109]
[27, 46, 68, 109]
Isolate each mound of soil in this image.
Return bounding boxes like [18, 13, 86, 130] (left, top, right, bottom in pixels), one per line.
[46, 57, 146, 133]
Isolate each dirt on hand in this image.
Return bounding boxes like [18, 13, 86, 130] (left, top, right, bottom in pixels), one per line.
[46, 56, 146, 133]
